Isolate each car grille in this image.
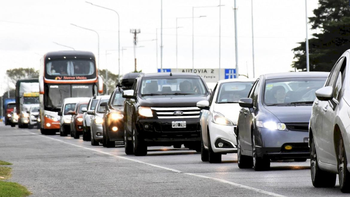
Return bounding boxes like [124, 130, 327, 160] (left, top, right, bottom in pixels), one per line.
[285, 123, 308, 132]
[151, 107, 201, 119]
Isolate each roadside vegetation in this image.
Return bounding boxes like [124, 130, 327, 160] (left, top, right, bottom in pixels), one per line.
[0, 160, 31, 197]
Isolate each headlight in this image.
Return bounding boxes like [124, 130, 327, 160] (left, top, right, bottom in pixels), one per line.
[63, 117, 71, 124]
[77, 117, 84, 122]
[95, 117, 103, 124]
[212, 112, 233, 126]
[22, 113, 29, 118]
[256, 121, 286, 131]
[138, 107, 153, 117]
[13, 114, 19, 119]
[7, 114, 11, 117]
[45, 114, 58, 121]
[110, 113, 124, 120]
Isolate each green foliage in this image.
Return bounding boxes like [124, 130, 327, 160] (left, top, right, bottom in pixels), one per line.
[0, 161, 11, 166]
[0, 182, 31, 197]
[98, 69, 122, 94]
[292, 0, 350, 71]
[6, 68, 39, 87]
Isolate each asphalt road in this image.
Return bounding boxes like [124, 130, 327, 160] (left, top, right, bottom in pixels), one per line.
[0, 124, 345, 197]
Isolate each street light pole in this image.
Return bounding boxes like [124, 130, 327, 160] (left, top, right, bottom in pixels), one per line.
[176, 16, 205, 70]
[53, 42, 75, 50]
[192, 4, 224, 73]
[86, 1, 121, 81]
[305, 0, 310, 72]
[71, 23, 100, 70]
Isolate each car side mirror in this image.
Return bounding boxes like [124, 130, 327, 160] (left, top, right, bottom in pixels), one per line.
[315, 86, 333, 101]
[81, 107, 87, 112]
[196, 100, 210, 110]
[87, 110, 95, 115]
[239, 98, 253, 108]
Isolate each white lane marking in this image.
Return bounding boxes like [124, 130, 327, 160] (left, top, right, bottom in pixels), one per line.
[32, 131, 285, 197]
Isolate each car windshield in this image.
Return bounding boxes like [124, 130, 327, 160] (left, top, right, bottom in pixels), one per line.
[140, 77, 207, 96]
[216, 81, 254, 103]
[64, 103, 76, 115]
[31, 107, 40, 112]
[78, 104, 87, 113]
[264, 78, 326, 106]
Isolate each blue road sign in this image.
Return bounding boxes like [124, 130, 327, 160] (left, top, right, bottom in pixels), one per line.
[157, 68, 171, 73]
[224, 69, 237, 79]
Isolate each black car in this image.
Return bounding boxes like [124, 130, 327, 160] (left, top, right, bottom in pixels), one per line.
[102, 85, 126, 147]
[122, 72, 210, 156]
[237, 72, 328, 171]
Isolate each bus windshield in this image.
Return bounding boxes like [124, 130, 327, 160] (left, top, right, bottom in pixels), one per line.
[45, 60, 96, 79]
[23, 97, 39, 104]
[45, 84, 94, 110]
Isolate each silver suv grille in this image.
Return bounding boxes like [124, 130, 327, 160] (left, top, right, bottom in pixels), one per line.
[151, 107, 201, 119]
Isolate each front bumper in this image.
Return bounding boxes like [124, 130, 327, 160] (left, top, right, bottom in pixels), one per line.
[136, 118, 201, 145]
[210, 124, 237, 154]
[105, 120, 124, 141]
[257, 127, 310, 159]
[92, 124, 103, 142]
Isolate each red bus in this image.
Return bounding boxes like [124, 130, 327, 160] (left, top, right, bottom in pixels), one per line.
[39, 51, 103, 135]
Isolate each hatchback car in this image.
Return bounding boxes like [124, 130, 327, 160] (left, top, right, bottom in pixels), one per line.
[102, 86, 126, 147]
[82, 96, 100, 141]
[28, 105, 40, 129]
[70, 101, 88, 139]
[197, 78, 254, 163]
[237, 72, 328, 171]
[89, 95, 110, 146]
[309, 50, 350, 193]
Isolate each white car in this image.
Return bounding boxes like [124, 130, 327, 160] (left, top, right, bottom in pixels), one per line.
[28, 105, 40, 129]
[309, 49, 350, 193]
[197, 78, 254, 163]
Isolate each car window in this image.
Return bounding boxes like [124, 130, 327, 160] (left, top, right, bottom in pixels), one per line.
[264, 78, 327, 106]
[64, 103, 76, 115]
[333, 58, 346, 101]
[78, 104, 88, 113]
[112, 92, 125, 106]
[216, 82, 253, 103]
[208, 83, 217, 105]
[89, 99, 98, 110]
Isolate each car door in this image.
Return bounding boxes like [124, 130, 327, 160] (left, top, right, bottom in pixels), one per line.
[201, 83, 218, 148]
[319, 58, 346, 164]
[239, 79, 259, 154]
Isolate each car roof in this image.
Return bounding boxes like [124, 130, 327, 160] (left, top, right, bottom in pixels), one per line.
[217, 78, 256, 85]
[261, 72, 329, 80]
[141, 72, 201, 78]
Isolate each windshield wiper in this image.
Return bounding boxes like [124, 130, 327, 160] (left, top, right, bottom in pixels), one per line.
[290, 101, 314, 105]
[173, 93, 195, 95]
[141, 93, 161, 96]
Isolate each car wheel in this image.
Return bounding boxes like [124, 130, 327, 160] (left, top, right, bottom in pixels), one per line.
[237, 133, 252, 169]
[124, 128, 133, 155]
[252, 134, 270, 171]
[90, 128, 99, 146]
[82, 126, 91, 141]
[73, 129, 79, 139]
[103, 126, 115, 148]
[28, 124, 32, 129]
[208, 131, 221, 163]
[310, 135, 336, 187]
[11, 123, 15, 127]
[132, 126, 147, 156]
[201, 139, 209, 162]
[338, 137, 350, 193]
[40, 128, 47, 135]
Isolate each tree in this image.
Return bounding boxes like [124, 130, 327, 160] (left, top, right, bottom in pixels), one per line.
[292, 0, 350, 71]
[98, 69, 122, 94]
[6, 68, 39, 87]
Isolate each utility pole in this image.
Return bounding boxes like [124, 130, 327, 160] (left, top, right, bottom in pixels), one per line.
[130, 29, 141, 72]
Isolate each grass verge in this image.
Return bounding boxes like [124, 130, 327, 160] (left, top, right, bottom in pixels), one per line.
[0, 160, 31, 197]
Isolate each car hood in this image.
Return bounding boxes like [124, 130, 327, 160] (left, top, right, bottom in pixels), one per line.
[264, 106, 312, 123]
[140, 95, 209, 107]
[213, 103, 241, 124]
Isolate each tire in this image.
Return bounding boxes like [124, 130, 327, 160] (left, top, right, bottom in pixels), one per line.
[310, 135, 336, 187]
[103, 126, 115, 148]
[28, 124, 33, 129]
[90, 128, 99, 146]
[60, 126, 67, 136]
[338, 137, 350, 193]
[252, 134, 270, 171]
[82, 126, 91, 141]
[40, 128, 47, 135]
[11, 123, 15, 127]
[132, 125, 147, 156]
[208, 132, 221, 163]
[237, 134, 253, 169]
[201, 140, 209, 162]
[124, 128, 133, 155]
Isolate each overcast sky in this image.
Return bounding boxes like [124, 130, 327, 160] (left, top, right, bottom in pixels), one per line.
[0, 0, 319, 94]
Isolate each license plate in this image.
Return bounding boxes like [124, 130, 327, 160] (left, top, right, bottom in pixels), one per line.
[172, 121, 186, 128]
